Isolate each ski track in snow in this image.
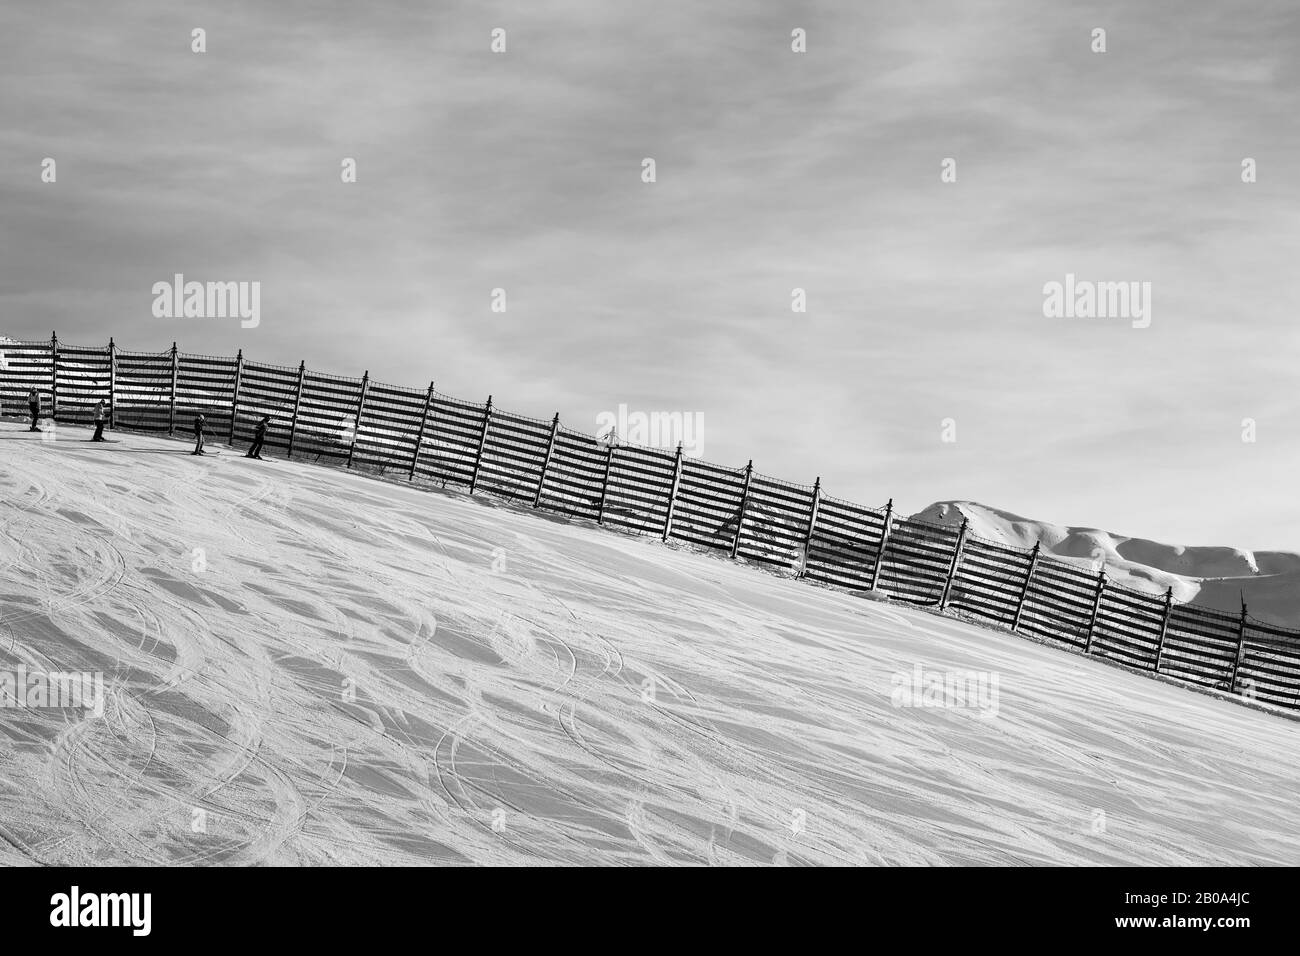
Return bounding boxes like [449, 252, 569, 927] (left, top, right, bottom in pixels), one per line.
[1, 420, 1299, 865]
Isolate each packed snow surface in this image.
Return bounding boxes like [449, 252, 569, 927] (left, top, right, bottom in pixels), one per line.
[2, 420, 1299, 865]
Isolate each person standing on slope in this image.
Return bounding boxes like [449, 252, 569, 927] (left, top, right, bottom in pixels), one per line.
[245, 415, 269, 459]
[191, 412, 207, 455]
[91, 400, 107, 442]
[27, 388, 40, 431]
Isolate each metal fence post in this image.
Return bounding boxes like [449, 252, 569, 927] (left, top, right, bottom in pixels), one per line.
[167, 342, 179, 435]
[107, 338, 117, 429]
[409, 382, 435, 481]
[868, 498, 893, 591]
[796, 476, 822, 578]
[286, 360, 306, 458]
[1084, 569, 1106, 654]
[50, 330, 59, 421]
[1011, 540, 1041, 633]
[662, 442, 683, 541]
[533, 413, 561, 508]
[1153, 587, 1174, 673]
[346, 371, 369, 468]
[1230, 594, 1248, 694]
[228, 349, 243, 444]
[938, 517, 969, 610]
[596, 443, 614, 525]
[468, 395, 492, 494]
[730, 460, 754, 559]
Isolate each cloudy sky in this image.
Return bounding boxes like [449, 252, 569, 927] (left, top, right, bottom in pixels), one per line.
[2, 0, 1298, 549]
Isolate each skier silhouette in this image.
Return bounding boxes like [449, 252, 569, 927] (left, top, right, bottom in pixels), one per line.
[245, 416, 269, 459]
[191, 413, 207, 455]
[27, 388, 40, 431]
[91, 400, 107, 441]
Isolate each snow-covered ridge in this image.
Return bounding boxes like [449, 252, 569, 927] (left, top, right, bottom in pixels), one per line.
[914, 501, 1300, 629]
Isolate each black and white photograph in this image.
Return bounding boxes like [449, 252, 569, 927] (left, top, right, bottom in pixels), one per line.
[0, 0, 1295, 936]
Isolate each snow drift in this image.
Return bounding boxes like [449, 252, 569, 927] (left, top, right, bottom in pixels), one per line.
[2, 420, 1299, 865]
